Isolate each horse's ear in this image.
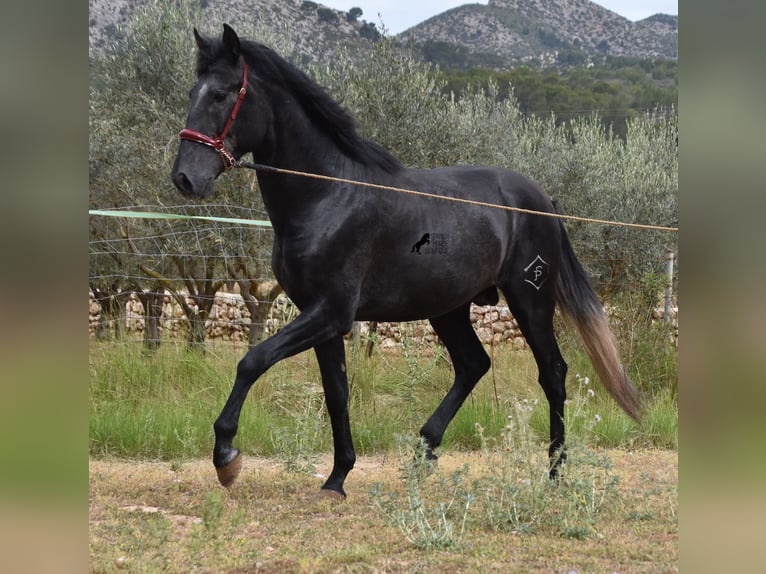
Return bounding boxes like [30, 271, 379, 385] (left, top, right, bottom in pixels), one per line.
[222, 24, 241, 59]
[193, 28, 208, 51]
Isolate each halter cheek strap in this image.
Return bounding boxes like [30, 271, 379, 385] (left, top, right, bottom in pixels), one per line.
[179, 59, 249, 171]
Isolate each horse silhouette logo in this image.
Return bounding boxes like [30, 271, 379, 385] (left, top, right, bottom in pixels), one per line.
[411, 233, 431, 254]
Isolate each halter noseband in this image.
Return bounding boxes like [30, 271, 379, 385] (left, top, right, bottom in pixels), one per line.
[179, 59, 249, 171]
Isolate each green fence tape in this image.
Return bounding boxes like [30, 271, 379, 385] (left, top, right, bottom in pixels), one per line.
[88, 209, 272, 228]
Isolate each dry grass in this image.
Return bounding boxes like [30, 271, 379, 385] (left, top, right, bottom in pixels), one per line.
[89, 449, 677, 573]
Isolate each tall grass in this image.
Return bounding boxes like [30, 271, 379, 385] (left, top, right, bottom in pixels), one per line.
[89, 308, 676, 463]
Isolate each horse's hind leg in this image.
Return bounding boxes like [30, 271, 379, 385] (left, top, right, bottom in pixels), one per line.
[314, 336, 355, 499]
[500, 279, 568, 478]
[419, 303, 491, 460]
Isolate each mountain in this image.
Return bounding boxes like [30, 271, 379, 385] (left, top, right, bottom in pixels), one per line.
[88, 0, 677, 68]
[401, 0, 677, 68]
[88, 0, 379, 64]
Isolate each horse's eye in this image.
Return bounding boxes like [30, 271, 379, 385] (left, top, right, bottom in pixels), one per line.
[213, 91, 228, 103]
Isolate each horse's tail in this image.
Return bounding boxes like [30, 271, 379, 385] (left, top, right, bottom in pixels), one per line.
[555, 222, 642, 421]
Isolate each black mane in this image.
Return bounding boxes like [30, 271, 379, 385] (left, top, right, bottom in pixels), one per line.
[197, 36, 403, 174]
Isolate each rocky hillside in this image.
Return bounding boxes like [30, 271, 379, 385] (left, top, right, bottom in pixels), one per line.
[89, 0, 677, 68]
[88, 0, 378, 64]
[402, 0, 677, 67]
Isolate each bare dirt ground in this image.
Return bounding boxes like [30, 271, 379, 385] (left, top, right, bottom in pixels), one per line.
[89, 449, 677, 573]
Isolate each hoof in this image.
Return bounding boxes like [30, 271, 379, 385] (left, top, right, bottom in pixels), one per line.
[318, 487, 346, 501]
[414, 454, 438, 474]
[215, 453, 242, 488]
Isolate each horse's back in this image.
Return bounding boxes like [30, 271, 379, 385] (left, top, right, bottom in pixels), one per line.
[351, 164, 560, 321]
[403, 165, 555, 216]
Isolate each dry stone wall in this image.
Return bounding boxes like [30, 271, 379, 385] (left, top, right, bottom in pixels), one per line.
[89, 290, 678, 348]
[90, 291, 263, 344]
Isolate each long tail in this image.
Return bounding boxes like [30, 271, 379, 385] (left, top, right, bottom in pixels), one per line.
[555, 222, 643, 421]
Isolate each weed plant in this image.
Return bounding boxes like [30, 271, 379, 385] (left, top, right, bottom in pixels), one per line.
[368, 383, 623, 548]
[369, 437, 475, 549]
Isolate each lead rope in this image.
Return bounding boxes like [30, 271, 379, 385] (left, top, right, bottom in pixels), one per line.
[235, 161, 678, 232]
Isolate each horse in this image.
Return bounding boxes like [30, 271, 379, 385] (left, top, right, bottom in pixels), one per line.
[171, 24, 642, 498]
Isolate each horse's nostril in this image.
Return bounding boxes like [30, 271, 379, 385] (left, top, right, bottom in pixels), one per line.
[172, 171, 193, 195]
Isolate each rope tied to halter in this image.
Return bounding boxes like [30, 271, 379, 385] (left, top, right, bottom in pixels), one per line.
[176, 55, 676, 234]
[235, 161, 679, 233]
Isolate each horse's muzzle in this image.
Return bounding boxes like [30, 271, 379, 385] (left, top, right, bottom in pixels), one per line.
[171, 168, 214, 199]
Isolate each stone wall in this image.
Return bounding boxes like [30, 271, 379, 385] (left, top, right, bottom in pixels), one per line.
[90, 290, 266, 344]
[89, 290, 678, 348]
[368, 306, 530, 351]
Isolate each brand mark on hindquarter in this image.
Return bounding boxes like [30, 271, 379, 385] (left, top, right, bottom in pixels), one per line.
[524, 255, 549, 290]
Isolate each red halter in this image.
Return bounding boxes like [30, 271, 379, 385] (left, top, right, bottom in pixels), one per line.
[179, 59, 249, 171]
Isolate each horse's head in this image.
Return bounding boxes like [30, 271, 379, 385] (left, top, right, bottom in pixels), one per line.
[171, 25, 268, 199]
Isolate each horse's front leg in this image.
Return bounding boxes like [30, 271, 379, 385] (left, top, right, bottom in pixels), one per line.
[314, 336, 355, 498]
[212, 305, 348, 488]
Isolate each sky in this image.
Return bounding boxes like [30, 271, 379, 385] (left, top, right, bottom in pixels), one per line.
[325, 1, 678, 35]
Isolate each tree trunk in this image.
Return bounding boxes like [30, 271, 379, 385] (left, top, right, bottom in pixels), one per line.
[366, 321, 378, 358]
[187, 309, 207, 351]
[244, 296, 266, 347]
[230, 276, 282, 349]
[137, 286, 164, 351]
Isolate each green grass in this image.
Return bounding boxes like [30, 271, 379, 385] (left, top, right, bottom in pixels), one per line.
[89, 315, 677, 573]
[89, 323, 676, 462]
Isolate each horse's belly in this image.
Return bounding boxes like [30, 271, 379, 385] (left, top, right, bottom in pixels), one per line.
[355, 266, 492, 322]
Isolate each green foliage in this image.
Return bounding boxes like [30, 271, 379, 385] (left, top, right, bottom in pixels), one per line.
[370, 437, 474, 549]
[317, 8, 339, 24]
[89, 334, 676, 461]
[89, 1, 277, 348]
[540, 341, 678, 449]
[473, 399, 621, 538]
[416, 39, 508, 70]
[358, 22, 381, 41]
[89, 3, 678, 321]
[270, 391, 328, 474]
[346, 7, 363, 23]
[202, 491, 225, 533]
[525, 112, 678, 291]
[439, 59, 677, 140]
[315, 38, 676, 291]
[315, 36, 451, 168]
[369, 401, 623, 546]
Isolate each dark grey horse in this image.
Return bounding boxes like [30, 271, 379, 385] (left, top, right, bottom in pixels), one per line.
[171, 25, 641, 498]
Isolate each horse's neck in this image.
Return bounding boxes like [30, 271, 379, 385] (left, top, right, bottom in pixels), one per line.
[259, 103, 335, 171]
[252, 100, 385, 233]
[255, 148, 355, 236]
[257, 158, 381, 241]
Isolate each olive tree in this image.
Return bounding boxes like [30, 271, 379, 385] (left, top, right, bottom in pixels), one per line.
[89, 0, 275, 348]
[315, 40, 677, 293]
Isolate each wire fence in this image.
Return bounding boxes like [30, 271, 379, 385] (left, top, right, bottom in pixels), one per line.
[88, 206, 678, 351]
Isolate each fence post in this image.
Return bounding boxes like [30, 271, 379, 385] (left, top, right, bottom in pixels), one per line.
[664, 248, 675, 326]
[351, 321, 361, 348]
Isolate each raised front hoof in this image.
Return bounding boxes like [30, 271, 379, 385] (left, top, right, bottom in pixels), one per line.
[318, 486, 346, 501]
[214, 451, 242, 488]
